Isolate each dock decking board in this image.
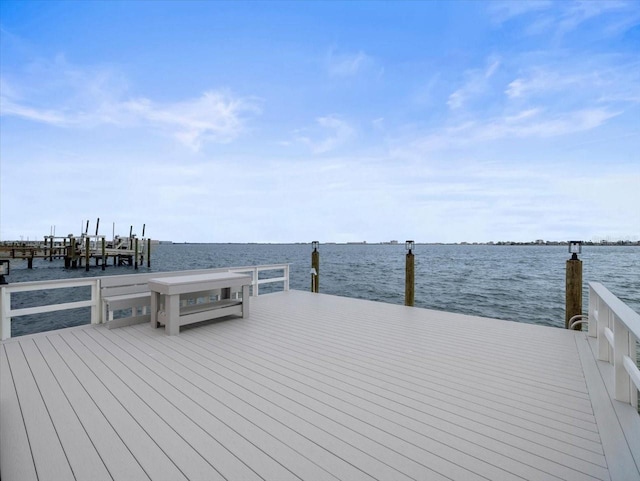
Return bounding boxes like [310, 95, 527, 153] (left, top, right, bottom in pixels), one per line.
[2, 290, 639, 481]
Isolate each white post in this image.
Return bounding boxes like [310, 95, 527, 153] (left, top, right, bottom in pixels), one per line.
[0, 287, 10, 340]
[253, 267, 259, 297]
[284, 264, 290, 291]
[588, 285, 597, 338]
[90, 279, 100, 324]
[613, 314, 631, 403]
[597, 300, 610, 362]
[630, 334, 638, 408]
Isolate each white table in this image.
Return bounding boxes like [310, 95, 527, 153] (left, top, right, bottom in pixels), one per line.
[149, 272, 252, 335]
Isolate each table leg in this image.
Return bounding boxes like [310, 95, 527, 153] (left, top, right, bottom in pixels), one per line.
[242, 284, 250, 318]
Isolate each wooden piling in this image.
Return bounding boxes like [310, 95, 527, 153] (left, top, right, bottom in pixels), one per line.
[134, 237, 139, 269]
[147, 238, 151, 268]
[405, 241, 415, 307]
[311, 242, 319, 293]
[85, 237, 90, 272]
[565, 256, 583, 330]
[102, 238, 106, 270]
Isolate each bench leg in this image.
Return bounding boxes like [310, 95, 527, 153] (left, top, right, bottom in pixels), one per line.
[242, 285, 250, 318]
[165, 294, 180, 335]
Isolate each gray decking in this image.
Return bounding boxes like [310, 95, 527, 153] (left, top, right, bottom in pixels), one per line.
[2, 290, 639, 481]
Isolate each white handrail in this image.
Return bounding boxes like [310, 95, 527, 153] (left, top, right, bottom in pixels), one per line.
[589, 282, 640, 408]
[0, 264, 290, 340]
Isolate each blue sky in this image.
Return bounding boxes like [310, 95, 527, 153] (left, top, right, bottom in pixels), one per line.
[1, 1, 639, 243]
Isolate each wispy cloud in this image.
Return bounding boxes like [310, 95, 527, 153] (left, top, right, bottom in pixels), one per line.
[490, 0, 640, 37]
[123, 92, 260, 150]
[396, 107, 619, 156]
[0, 57, 260, 150]
[447, 57, 501, 110]
[293, 115, 355, 154]
[326, 48, 377, 77]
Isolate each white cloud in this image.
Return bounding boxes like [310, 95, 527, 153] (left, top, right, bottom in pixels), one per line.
[488, 1, 553, 24]
[447, 57, 501, 110]
[123, 91, 260, 150]
[0, 58, 260, 151]
[294, 115, 355, 154]
[490, 0, 640, 38]
[326, 49, 375, 77]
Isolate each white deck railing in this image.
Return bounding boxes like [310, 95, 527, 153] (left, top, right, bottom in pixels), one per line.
[589, 281, 640, 408]
[0, 264, 289, 340]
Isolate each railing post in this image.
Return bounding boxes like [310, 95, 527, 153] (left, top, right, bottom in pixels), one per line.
[253, 267, 259, 296]
[613, 314, 631, 403]
[588, 284, 597, 338]
[284, 264, 290, 291]
[0, 286, 10, 340]
[598, 301, 611, 362]
[630, 334, 638, 409]
[91, 279, 101, 324]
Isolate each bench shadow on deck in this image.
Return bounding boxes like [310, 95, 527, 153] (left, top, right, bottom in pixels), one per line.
[2, 290, 639, 481]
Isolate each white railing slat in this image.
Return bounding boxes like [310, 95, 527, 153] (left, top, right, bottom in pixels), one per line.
[623, 356, 640, 393]
[589, 281, 640, 408]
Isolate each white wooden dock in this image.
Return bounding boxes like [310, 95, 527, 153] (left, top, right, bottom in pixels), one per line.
[2, 290, 639, 481]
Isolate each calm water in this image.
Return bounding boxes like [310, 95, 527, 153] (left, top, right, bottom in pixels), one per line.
[6, 244, 640, 336]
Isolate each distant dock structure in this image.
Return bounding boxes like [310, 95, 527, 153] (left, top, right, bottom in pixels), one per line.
[0, 219, 152, 271]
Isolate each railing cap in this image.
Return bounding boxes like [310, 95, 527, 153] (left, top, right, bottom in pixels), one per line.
[590, 282, 640, 340]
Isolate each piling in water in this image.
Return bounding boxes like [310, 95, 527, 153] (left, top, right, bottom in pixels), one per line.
[405, 240, 415, 307]
[311, 241, 319, 293]
[565, 256, 583, 330]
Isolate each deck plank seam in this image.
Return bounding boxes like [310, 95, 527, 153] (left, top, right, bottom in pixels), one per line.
[137, 329, 498, 481]
[179, 323, 610, 479]
[114, 325, 397, 481]
[214, 316, 602, 454]
[19, 341, 78, 481]
[103, 325, 369, 481]
[57, 333, 192, 481]
[68, 329, 234, 481]
[30, 338, 115, 481]
[85, 326, 333, 481]
[1, 344, 39, 481]
[44, 335, 154, 481]
[255, 305, 590, 394]
[238, 311, 593, 403]
[204, 316, 600, 436]
[252, 302, 589, 390]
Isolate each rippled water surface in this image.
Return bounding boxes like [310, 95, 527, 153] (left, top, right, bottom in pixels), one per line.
[7, 244, 639, 336]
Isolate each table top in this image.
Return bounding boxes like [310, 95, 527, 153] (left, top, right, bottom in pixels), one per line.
[148, 271, 252, 295]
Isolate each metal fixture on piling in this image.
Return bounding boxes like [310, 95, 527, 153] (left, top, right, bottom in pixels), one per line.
[565, 240, 583, 330]
[405, 240, 415, 307]
[311, 241, 319, 293]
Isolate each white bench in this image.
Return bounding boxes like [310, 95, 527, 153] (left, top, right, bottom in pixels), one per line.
[149, 272, 252, 335]
[100, 268, 242, 329]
